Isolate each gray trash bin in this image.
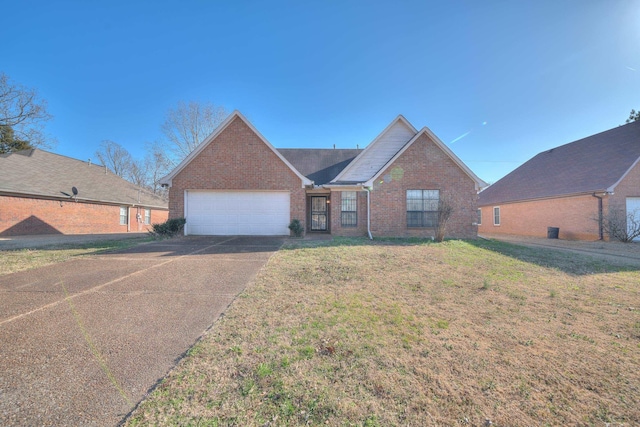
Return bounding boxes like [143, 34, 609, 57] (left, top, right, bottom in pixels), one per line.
[547, 227, 559, 239]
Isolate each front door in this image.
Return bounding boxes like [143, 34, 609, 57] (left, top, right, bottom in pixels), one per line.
[311, 196, 328, 231]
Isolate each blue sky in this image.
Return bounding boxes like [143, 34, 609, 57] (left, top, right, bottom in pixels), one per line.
[3, 0, 639, 184]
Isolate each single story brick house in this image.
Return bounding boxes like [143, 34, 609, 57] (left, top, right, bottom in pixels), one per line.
[0, 149, 168, 236]
[478, 120, 640, 241]
[160, 111, 486, 238]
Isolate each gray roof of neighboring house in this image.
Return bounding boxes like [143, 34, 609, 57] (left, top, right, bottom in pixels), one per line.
[478, 120, 640, 206]
[278, 148, 362, 185]
[0, 149, 168, 209]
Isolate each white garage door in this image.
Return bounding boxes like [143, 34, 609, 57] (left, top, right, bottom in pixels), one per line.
[185, 191, 290, 235]
[627, 197, 640, 242]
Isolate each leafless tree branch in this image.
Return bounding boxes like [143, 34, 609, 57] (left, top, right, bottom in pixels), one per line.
[161, 100, 227, 162]
[0, 73, 53, 148]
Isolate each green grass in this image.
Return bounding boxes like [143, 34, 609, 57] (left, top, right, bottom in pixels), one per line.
[125, 238, 640, 426]
[0, 236, 152, 276]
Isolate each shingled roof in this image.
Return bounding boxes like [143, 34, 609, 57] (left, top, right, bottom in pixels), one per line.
[479, 120, 640, 206]
[0, 149, 168, 209]
[277, 149, 362, 185]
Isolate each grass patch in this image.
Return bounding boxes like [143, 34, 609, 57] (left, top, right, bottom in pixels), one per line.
[126, 238, 640, 426]
[0, 237, 151, 276]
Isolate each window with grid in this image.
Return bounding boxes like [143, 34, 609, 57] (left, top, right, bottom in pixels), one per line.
[493, 207, 500, 226]
[477, 208, 482, 225]
[119, 207, 128, 225]
[341, 191, 357, 227]
[144, 209, 151, 225]
[406, 190, 439, 228]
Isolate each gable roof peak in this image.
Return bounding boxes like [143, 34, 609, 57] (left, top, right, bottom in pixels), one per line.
[478, 119, 640, 206]
[159, 110, 312, 187]
[331, 114, 419, 183]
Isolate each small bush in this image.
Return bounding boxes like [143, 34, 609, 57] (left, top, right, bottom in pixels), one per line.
[149, 218, 186, 239]
[288, 219, 304, 237]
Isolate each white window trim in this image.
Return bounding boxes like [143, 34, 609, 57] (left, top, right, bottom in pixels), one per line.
[341, 191, 357, 227]
[493, 206, 501, 226]
[120, 206, 128, 225]
[477, 208, 482, 226]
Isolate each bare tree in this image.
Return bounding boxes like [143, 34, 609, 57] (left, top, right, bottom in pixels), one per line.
[144, 142, 172, 197]
[95, 140, 132, 177]
[0, 73, 53, 149]
[435, 194, 455, 242]
[161, 101, 227, 161]
[602, 207, 640, 242]
[127, 158, 148, 188]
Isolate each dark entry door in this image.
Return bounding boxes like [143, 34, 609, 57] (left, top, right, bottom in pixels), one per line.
[311, 196, 328, 231]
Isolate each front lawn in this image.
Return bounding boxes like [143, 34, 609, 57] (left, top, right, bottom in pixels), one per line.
[126, 238, 640, 426]
[0, 236, 151, 276]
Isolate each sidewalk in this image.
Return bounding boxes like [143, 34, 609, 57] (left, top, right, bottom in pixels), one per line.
[0, 232, 148, 251]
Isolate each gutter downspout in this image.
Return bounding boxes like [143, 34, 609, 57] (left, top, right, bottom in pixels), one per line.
[592, 193, 603, 240]
[127, 206, 131, 233]
[366, 187, 373, 240]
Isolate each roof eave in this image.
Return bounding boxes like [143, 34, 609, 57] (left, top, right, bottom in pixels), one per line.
[606, 155, 640, 194]
[478, 190, 611, 207]
[0, 190, 168, 209]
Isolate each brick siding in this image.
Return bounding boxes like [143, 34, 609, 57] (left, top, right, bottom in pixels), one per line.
[478, 162, 640, 241]
[0, 195, 168, 236]
[168, 116, 306, 232]
[478, 194, 602, 240]
[367, 133, 479, 238]
[329, 190, 369, 237]
[167, 118, 479, 239]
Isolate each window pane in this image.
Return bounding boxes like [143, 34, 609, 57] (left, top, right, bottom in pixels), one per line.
[423, 211, 438, 227]
[120, 207, 127, 225]
[341, 212, 357, 227]
[407, 190, 422, 200]
[407, 211, 422, 227]
[424, 190, 439, 200]
[477, 209, 482, 225]
[341, 191, 356, 212]
[424, 199, 439, 212]
[407, 189, 440, 228]
[494, 207, 500, 225]
[406, 199, 421, 211]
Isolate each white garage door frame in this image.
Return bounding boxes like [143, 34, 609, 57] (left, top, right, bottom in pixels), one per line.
[626, 197, 640, 242]
[184, 190, 291, 236]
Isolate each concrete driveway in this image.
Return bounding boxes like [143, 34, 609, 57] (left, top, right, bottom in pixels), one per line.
[0, 236, 284, 426]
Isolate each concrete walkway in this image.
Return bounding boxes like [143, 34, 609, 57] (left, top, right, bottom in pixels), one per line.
[0, 236, 284, 426]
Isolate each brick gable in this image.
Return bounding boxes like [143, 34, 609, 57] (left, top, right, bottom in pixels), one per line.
[368, 133, 479, 238]
[168, 116, 306, 228]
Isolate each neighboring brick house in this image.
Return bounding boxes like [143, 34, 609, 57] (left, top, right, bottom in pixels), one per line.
[0, 149, 168, 236]
[160, 111, 486, 238]
[478, 120, 640, 241]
